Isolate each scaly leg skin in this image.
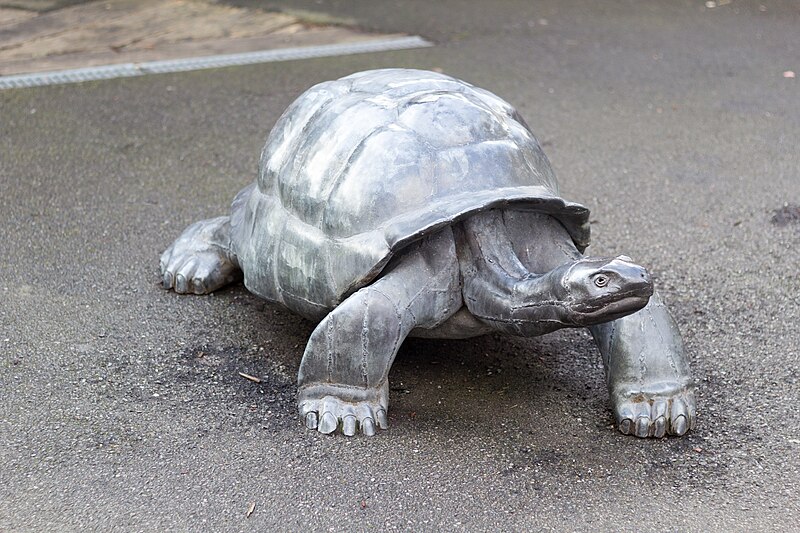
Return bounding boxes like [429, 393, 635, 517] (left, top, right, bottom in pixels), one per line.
[297, 228, 461, 436]
[297, 284, 401, 437]
[161, 216, 242, 295]
[590, 292, 696, 438]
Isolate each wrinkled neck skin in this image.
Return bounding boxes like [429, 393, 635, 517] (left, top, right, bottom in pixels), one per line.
[455, 211, 574, 336]
[456, 211, 652, 337]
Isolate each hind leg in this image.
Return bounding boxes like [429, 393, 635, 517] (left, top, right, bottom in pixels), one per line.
[298, 229, 461, 436]
[504, 210, 695, 438]
[161, 216, 242, 294]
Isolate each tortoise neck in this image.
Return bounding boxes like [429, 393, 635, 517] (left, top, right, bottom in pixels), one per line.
[456, 211, 574, 336]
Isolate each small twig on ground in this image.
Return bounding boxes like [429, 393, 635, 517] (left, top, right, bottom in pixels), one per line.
[239, 372, 262, 384]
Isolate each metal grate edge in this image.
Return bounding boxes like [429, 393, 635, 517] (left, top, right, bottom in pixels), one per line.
[0, 36, 433, 90]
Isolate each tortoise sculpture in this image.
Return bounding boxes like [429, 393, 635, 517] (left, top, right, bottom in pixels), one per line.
[161, 68, 695, 438]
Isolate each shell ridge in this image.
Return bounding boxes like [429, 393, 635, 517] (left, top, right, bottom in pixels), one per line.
[270, 86, 357, 206]
[260, 83, 345, 193]
[379, 186, 590, 251]
[317, 123, 394, 230]
[280, 96, 392, 221]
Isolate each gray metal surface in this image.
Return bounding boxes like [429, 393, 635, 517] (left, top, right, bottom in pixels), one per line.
[161, 69, 694, 439]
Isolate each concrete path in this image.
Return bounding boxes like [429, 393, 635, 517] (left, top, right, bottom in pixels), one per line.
[0, 0, 396, 75]
[1, 1, 798, 531]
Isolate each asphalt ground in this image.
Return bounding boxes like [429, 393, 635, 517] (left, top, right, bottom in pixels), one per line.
[1, 1, 799, 531]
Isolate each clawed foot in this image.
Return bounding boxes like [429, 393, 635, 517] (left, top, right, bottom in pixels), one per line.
[591, 292, 697, 439]
[612, 385, 696, 438]
[300, 395, 388, 436]
[298, 383, 389, 437]
[161, 216, 241, 294]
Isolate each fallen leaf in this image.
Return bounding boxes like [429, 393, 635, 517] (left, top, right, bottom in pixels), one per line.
[246, 502, 255, 518]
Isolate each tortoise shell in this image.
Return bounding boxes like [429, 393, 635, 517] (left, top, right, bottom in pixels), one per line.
[230, 69, 590, 320]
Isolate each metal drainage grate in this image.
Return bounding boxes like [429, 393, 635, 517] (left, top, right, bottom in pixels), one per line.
[0, 36, 433, 90]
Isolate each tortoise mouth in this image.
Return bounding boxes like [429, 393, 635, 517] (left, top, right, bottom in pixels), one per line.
[568, 287, 653, 324]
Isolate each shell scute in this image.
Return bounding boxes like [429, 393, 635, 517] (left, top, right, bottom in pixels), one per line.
[322, 127, 435, 239]
[396, 92, 509, 148]
[259, 82, 350, 195]
[276, 96, 396, 219]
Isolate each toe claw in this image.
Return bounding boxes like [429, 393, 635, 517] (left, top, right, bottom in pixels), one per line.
[298, 387, 390, 438]
[361, 417, 376, 436]
[191, 277, 206, 295]
[305, 412, 318, 430]
[635, 417, 651, 438]
[376, 409, 388, 430]
[653, 416, 666, 438]
[342, 416, 357, 437]
[318, 412, 338, 434]
[163, 271, 174, 289]
[175, 273, 188, 293]
[672, 414, 687, 436]
[619, 418, 633, 435]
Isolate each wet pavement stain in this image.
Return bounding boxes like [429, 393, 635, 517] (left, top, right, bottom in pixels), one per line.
[770, 204, 800, 227]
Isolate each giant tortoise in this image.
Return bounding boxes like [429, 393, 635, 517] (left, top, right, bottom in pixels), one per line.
[161, 68, 695, 438]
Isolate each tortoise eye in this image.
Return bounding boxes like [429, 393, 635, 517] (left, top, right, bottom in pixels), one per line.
[594, 275, 609, 288]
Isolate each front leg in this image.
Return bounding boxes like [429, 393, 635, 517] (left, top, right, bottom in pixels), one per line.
[298, 229, 461, 436]
[590, 292, 696, 438]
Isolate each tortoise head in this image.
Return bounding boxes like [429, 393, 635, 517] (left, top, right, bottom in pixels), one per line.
[458, 211, 654, 336]
[558, 256, 653, 326]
